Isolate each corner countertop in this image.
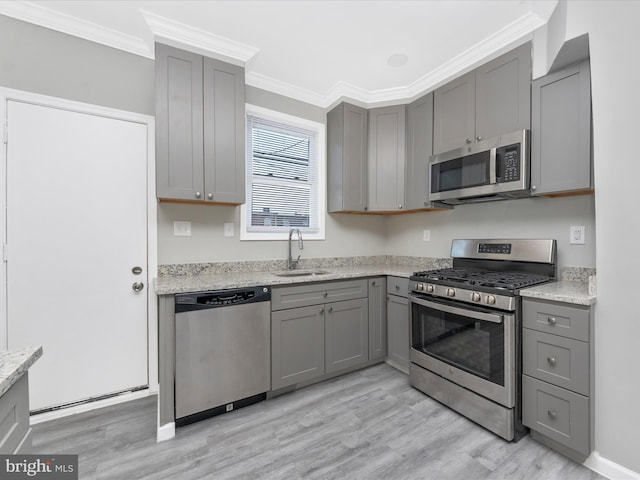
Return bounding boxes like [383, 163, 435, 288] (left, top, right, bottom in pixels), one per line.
[155, 264, 421, 295]
[520, 281, 596, 306]
[0, 345, 42, 397]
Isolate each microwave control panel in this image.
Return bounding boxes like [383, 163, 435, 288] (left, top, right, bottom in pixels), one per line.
[496, 144, 521, 183]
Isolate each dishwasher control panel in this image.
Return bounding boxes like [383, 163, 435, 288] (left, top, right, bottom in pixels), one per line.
[175, 286, 271, 313]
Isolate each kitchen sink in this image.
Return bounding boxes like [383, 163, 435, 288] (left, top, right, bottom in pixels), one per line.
[273, 270, 330, 278]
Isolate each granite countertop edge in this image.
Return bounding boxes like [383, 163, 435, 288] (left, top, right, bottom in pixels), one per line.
[520, 281, 596, 306]
[154, 264, 419, 295]
[0, 345, 43, 397]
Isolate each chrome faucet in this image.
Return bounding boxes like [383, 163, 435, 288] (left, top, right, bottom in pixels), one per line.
[288, 228, 304, 270]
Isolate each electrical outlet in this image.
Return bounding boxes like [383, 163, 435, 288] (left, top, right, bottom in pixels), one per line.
[173, 221, 192, 237]
[569, 225, 585, 245]
[423, 230, 431, 242]
[224, 223, 234, 237]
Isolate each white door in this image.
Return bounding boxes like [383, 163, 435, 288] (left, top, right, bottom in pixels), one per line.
[5, 99, 149, 411]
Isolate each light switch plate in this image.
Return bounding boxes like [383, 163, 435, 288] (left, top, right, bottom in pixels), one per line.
[423, 230, 431, 242]
[570, 225, 585, 245]
[224, 223, 234, 237]
[173, 221, 192, 237]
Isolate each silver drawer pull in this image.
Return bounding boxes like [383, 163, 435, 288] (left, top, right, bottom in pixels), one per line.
[547, 316, 557, 325]
[395, 285, 400, 290]
[328, 306, 333, 313]
[547, 357, 556, 365]
[547, 409, 557, 419]
[323, 292, 328, 298]
[319, 308, 325, 315]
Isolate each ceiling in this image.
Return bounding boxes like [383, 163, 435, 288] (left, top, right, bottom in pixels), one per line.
[0, 0, 558, 107]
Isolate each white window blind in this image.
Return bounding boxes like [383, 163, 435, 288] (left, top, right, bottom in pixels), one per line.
[244, 109, 324, 239]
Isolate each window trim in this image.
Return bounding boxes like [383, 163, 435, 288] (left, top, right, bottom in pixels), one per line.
[240, 104, 326, 241]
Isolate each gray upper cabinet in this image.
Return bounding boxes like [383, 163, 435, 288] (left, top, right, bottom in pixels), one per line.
[327, 102, 368, 212]
[406, 93, 440, 210]
[203, 58, 246, 204]
[433, 71, 475, 154]
[433, 42, 531, 154]
[368, 105, 406, 212]
[531, 60, 592, 196]
[155, 43, 245, 204]
[155, 44, 204, 200]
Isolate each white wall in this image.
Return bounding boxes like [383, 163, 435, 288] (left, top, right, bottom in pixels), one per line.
[387, 195, 596, 268]
[560, 1, 640, 474]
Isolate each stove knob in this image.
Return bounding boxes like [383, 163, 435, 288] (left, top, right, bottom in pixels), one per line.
[416, 283, 424, 291]
[470, 292, 481, 302]
[485, 295, 496, 305]
[446, 288, 456, 297]
[426, 284, 434, 293]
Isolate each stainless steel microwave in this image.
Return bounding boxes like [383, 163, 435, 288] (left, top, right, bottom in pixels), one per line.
[429, 130, 530, 204]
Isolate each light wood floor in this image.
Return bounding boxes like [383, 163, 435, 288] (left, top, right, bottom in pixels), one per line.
[32, 363, 603, 479]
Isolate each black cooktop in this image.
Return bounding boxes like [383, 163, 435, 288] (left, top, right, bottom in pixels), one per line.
[411, 268, 553, 292]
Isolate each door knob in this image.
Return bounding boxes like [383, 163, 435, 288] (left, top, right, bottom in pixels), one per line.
[132, 282, 144, 292]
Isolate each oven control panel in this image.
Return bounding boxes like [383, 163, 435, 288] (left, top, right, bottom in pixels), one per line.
[478, 243, 512, 254]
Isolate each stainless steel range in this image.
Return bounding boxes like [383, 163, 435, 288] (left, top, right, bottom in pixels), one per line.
[409, 239, 556, 441]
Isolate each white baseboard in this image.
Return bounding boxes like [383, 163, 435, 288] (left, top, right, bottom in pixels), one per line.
[156, 422, 175, 442]
[29, 389, 152, 425]
[585, 451, 640, 480]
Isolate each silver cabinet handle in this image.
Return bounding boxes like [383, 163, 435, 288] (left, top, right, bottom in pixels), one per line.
[372, 281, 376, 286]
[398, 204, 403, 209]
[547, 357, 556, 365]
[547, 410, 557, 419]
[207, 193, 213, 200]
[547, 316, 557, 325]
[395, 284, 400, 290]
[476, 136, 482, 141]
[323, 292, 328, 298]
[131, 266, 142, 275]
[532, 185, 537, 191]
[466, 138, 472, 144]
[132, 282, 144, 292]
[195, 192, 201, 198]
[319, 308, 325, 315]
[328, 306, 333, 313]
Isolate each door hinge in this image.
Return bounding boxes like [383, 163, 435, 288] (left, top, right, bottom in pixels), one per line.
[2, 244, 7, 262]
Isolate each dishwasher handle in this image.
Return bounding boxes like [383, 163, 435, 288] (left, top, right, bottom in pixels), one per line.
[175, 286, 271, 313]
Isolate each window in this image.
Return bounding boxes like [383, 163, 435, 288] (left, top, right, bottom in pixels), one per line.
[241, 105, 325, 240]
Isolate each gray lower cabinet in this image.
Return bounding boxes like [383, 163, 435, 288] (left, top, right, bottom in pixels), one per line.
[522, 298, 593, 461]
[368, 105, 406, 212]
[433, 42, 531, 154]
[325, 298, 369, 374]
[155, 43, 245, 204]
[327, 102, 368, 212]
[368, 278, 387, 361]
[531, 59, 592, 195]
[271, 305, 325, 390]
[0, 374, 32, 454]
[271, 279, 375, 390]
[386, 276, 410, 373]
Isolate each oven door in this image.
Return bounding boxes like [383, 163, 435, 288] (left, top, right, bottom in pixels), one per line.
[409, 294, 515, 407]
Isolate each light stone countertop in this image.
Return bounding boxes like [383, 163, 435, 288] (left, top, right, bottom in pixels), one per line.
[154, 264, 421, 295]
[520, 281, 596, 306]
[0, 345, 42, 397]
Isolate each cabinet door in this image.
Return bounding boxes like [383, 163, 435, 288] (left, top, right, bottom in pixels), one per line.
[433, 71, 475, 154]
[327, 102, 368, 212]
[406, 93, 434, 210]
[387, 294, 409, 372]
[325, 298, 368, 374]
[475, 42, 531, 141]
[368, 105, 406, 211]
[155, 44, 204, 200]
[203, 57, 245, 204]
[272, 306, 325, 390]
[368, 278, 387, 361]
[531, 60, 592, 195]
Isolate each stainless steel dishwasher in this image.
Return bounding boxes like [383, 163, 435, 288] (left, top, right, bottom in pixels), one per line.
[174, 286, 271, 426]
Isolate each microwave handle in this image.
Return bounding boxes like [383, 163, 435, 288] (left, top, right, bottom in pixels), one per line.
[409, 295, 504, 324]
[489, 147, 497, 184]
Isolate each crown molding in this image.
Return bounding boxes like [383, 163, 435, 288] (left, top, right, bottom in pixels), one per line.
[141, 10, 259, 65]
[246, 10, 546, 109]
[0, 0, 153, 58]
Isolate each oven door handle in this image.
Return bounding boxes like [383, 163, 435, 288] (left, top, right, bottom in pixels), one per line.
[410, 295, 504, 324]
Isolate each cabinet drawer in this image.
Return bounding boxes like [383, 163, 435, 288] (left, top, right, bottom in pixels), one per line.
[523, 329, 589, 395]
[272, 279, 367, 311]
[387, 276, 409, 297]
[523, 298, 590, 341]
[522, 375, 590, 456]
